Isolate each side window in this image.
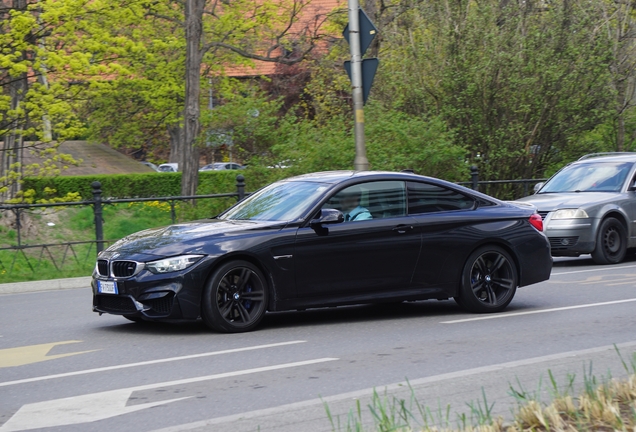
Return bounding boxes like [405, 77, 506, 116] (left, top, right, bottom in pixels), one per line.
[324, 181, 406, 221]
[407, 181, 475, 214]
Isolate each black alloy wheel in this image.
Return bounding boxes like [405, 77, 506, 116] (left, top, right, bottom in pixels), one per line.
[455, 245, 518, 313]
[591, 217, 627, 265]
[202, 260, 268, 333]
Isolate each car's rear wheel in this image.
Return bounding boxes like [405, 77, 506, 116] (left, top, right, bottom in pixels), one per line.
[201, 260, 268, 333]
[454, 245, 518, 313]
[591, 217, 627, 264]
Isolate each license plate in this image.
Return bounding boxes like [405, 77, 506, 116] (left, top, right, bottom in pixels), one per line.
[98, 280, 118, 295]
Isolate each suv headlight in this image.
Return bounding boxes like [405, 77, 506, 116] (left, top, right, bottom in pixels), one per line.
[146, 255, 204, 274]
[552, 209, 589, 219]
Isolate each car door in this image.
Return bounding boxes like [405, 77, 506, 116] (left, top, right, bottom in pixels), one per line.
[293, 180, 421, 299]
[406, 181, 481, 294]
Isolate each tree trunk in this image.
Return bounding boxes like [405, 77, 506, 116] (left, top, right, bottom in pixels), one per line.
[181, 0, 205, 197]
[168, 124, 181, 163]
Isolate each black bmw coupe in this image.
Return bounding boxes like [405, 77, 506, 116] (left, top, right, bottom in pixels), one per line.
[92, 171, 552, 332]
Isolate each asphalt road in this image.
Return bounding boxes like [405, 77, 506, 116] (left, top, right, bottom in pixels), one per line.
[1, 255, 635, 432]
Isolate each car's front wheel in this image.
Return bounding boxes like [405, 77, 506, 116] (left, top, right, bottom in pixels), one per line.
[454, 245, 518, 313]
[591, 217, 627, 264]
[201, 260, 268, 333]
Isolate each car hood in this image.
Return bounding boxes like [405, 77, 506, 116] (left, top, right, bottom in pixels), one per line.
[100, 219, 285, 259]
[516, 192, 623, 211]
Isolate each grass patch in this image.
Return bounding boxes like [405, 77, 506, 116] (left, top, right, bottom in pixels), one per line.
[325, 348, 636, 432]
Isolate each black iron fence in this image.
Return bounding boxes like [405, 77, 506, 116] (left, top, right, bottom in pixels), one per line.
[0, 175, 247, 279]
[0, 170, 545, 280]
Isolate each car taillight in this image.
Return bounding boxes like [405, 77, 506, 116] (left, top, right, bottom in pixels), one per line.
[529, 213, 543, 232]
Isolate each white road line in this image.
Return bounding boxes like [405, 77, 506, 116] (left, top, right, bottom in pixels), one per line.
[552, 263, 636, 276]
[0, 357, 339, 432]
[441, 298, 636, 324]
[0, 340, 305, 388]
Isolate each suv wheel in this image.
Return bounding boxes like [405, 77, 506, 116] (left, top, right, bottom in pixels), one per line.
[591, 217, 627, 264]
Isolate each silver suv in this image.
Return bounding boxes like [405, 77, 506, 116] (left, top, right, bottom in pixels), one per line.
[517, 153, 636, 264]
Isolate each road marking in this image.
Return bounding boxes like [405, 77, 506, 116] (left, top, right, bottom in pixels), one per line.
[149, 341, 636, 432]
[552, 263, 636, 276]
[441, 298, 636, 324]
[0, 340, 306, 388]
[0, 357, 338, 432]
[0, 341, 98, 368]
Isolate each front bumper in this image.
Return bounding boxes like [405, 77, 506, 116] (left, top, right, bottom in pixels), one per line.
[542, 214, 597, 256]
[92, 258, 211, 321]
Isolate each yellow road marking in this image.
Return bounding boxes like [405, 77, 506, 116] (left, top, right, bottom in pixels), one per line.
[0, 341, 98, 368]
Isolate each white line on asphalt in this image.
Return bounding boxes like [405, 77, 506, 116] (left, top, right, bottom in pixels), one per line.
[0, 340, 306, 388]
[148, 341, 636, 432]
[0, 357, 339, 432]
[552, 263, 636, 276]
[441, 298, 636, 324]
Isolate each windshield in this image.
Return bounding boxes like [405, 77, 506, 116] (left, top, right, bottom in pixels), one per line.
[219, 180, 331, 221]
[540, 162, 632, 193]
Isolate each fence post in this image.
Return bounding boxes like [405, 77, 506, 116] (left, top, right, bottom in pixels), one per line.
[470, 165, 479, 191]
[236, 174, 245, 201]
[92, 181, 105, 255]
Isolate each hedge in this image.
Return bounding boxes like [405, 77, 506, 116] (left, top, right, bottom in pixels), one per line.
[21, 167, 289, 200]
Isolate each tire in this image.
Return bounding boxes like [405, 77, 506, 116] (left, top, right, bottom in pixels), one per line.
[454, 245, 518, 313]
[201, 260, 268, 333]
[591, 217, 627, 264]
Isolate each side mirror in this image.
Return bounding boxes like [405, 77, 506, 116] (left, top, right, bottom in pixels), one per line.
[533, 182, 544, 194]
[310, 208, 344, 227]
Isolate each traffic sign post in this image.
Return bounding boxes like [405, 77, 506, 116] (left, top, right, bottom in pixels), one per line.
[344, 1, 378, 171]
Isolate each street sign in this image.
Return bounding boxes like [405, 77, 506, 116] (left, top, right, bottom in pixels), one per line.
[343, 8, 378, 56]
[344, 58, 379, 104]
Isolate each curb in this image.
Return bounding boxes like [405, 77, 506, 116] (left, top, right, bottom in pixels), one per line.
[0, 277, 92, 295]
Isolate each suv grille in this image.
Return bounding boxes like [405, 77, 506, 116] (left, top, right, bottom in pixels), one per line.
[537, 211, 550, 220]
[112, 261, 138, 277]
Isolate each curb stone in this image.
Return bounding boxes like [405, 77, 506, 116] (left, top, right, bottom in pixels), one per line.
[0, 277, 92, 294]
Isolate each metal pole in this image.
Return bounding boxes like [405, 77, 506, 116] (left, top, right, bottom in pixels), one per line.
[236, 174, 245, 201]
[347, 0, 369, 171]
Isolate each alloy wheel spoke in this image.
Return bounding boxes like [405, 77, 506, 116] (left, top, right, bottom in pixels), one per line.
[241, 291, 264, 302]
[219, 300, 234, 319]
[237, 302, 251, 323]
[485, 285, 497, 304]
[491, 277, 514, 291]
[475, 256, 488, 274]
[490, 254, 507, 273]
[471, 279, 485, 293]
[235, 268, 251, 291]
[218, 279, 232, 293]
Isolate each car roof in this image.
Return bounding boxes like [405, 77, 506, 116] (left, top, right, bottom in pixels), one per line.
[575, 153, 636, 163]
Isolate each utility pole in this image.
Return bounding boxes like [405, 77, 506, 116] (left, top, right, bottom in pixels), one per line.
[347, 0, 369, 171]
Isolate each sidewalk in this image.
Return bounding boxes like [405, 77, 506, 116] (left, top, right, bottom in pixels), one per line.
[0, 277, 92, 295]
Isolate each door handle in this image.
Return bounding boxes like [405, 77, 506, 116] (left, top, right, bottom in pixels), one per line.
[392, 225, 414, 234]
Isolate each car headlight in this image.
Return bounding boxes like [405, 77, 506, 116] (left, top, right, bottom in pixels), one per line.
[552, 209, 589, 219]
[146, 255, 204, 274]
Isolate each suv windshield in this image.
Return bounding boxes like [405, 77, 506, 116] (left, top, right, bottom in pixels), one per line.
[219, 181, 330, 221]
[540, 162, 632, 193]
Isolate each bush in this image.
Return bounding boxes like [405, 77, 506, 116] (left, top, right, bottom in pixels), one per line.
[20, 169, 282, 200]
